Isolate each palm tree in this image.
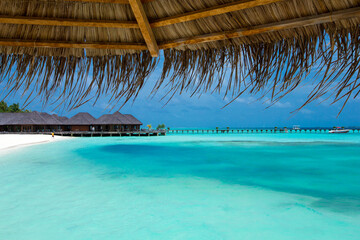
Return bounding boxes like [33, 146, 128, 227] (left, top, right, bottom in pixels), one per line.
[0, 101, 8, 112]
[147, 124, 152, 130]
[8, 103, 21, 112]
[157, 124, 165, 129]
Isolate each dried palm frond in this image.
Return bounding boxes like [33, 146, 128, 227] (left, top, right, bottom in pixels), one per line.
[0, 0, 359, 112]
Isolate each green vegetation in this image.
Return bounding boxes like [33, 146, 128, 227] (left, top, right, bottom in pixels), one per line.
[0, 101, 31, 113]
[157, 124, 166, 129]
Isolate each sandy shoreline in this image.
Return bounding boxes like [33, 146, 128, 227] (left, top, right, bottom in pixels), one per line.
[0, 134, 71, 151]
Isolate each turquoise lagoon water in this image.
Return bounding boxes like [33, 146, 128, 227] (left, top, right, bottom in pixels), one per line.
[0, 133, 360, 239]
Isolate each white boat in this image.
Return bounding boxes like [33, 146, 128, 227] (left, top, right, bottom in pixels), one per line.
[329, 128, 350, 134]
[292, 125, 300, 130]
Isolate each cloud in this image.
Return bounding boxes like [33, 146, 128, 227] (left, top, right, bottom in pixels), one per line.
[272, 101, 292, 108]
[235, 96, 257, 104]
[299, 108, 314, 114]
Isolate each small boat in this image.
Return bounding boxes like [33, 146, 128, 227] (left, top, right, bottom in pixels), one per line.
[329, 127, 350, 134]
[293, 125, 301, 130]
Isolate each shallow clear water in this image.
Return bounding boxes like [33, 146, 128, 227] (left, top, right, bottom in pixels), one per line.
[1, 133, 360, 239]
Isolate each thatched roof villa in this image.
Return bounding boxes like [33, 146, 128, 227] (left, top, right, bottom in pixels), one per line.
[0, 112, 142, 132]
[0, 0, 359, 112]
[65, 113, 97, 131]
[94, 112, 143, 131]
[52, 114, 69, 122]
[0, 112, 63, 130]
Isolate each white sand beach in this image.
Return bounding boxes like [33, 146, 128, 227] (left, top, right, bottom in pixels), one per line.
[0, 134, 70, 151]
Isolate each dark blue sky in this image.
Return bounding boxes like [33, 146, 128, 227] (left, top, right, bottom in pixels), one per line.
[2, 54, 360, 128]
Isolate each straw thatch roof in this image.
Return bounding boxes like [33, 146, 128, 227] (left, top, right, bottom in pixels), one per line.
[65, 112, 96, 125]
[52, 114, 69, 122]
[0, 0, 359, 111]
[123, 114, 142, 125]
[93, 113, 120, 125]
[94, 112, 142, 124]
[0, 111, 62, 125]
[0, 111, 142, 125]
[0, 113, 17, 125]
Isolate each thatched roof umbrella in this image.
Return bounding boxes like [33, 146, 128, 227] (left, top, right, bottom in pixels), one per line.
[0, 0, 359, 112]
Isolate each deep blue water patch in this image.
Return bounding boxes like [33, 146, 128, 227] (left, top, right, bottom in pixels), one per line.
[74, 140, 360, 213]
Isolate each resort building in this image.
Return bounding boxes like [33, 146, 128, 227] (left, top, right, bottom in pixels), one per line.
[0, 112, 63, 132]
[93, 112, 142, 132]
[0, 111, 142, 133]
[64, 113, 96, 132]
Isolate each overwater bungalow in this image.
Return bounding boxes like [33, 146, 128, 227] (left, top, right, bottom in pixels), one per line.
[0, 112, 142, 133]
[93, 112, 142, 132]
[64, 113, 96, 132]
[0, 112, 63, 132]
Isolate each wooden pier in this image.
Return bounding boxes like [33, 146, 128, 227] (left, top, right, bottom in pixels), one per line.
[54, 130, 166, 137]
[167, 128, 360, 134]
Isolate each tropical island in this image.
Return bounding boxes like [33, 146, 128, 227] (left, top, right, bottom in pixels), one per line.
[0, 0, 359, 239]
